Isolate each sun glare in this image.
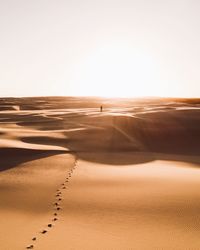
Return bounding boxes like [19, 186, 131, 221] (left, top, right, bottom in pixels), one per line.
[69, 44, 161, 97]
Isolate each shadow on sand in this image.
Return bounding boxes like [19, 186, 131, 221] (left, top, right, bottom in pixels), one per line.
[0, 148, 68, 172]
[19, 110, 200, 167]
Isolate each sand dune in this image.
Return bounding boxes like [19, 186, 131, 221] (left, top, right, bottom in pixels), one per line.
[0, 97, 200, 249]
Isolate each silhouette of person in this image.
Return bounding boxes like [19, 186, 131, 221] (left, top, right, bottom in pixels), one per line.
[100, 105, 103, 112]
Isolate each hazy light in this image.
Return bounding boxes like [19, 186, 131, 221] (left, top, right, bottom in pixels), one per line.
[69, 43, 161, 97]
[0, 0, 200, 98]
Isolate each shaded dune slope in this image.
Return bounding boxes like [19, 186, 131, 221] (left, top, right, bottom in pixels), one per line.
[0, 148, 67, 172]
[15, 108, 200, 154]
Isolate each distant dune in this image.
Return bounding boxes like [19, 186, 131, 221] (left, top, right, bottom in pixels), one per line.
[0, 97, 200, 249]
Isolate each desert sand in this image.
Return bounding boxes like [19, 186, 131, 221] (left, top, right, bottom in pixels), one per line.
[0, 96, 200, 250]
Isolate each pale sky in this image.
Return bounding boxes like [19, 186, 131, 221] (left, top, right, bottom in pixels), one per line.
[0, 0, 200, 97]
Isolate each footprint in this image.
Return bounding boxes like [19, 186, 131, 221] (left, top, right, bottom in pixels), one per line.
[26, 245, 34, 249]
[53, 218, 58, 221]
[32, 237, 36, 241]
[58, 198, 62, 201]
[56, 207, 61, 211]
[54, 213, 57, 216]
[48, 224, 53, 228]
[41, 230, 47, 234]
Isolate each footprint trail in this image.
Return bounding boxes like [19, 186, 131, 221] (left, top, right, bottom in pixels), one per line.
[26, 156, 78, 249]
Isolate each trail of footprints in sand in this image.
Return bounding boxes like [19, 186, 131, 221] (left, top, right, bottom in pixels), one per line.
[26, 157, 78, 249]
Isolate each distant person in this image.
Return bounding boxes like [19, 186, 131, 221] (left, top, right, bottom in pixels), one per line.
[100, 105, 103, 112]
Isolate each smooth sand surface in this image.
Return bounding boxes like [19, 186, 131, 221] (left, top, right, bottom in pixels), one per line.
[0, 97, 200, 249]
